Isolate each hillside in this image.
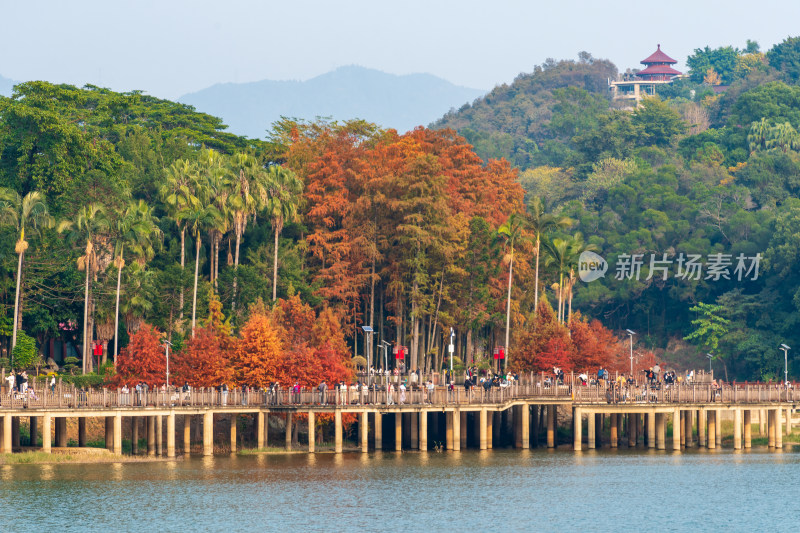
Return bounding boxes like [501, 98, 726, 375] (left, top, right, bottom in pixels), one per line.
[431, 54, 617, 168]
[178, 65, 486, 139]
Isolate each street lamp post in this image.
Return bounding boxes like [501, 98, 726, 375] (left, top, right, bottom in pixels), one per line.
[781, 344, 790, 385]
[380, 340, 390, 381]
[706, 353, 713, 374]
[162, 340, 172, 388]
[361, 326, 374, 386]
[449, 327, 455, 376]
[626, 330, 635, 376]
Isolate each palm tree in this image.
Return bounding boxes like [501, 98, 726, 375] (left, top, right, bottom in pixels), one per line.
[160, 159, 199, 324]
[498, 212, 526, 371]
[225, 152, 264, 312]
[111, 200, 162, 366]
[543, 237, 569, 324]
[58, 204, 110, 373]
[0, 189, 53, 349]
[527, 197, 571, 316]
[178, 202, 222, 338]
[563, 233, 599, 325]
[263, 165, 303, 301]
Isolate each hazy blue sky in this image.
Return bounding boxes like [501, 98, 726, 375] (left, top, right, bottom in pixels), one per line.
[2, 0, 799, 99]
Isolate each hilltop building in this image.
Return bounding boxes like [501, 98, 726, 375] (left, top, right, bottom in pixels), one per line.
[609, 45, 682, 105]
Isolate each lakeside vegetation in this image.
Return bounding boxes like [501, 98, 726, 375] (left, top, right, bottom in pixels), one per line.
[2, 37, 800, 383]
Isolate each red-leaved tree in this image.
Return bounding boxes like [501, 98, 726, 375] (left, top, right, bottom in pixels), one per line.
[113, 324, 166, 387]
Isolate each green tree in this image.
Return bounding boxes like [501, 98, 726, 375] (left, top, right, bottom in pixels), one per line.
[58, 204, 111, 373]
[767, 36, 800, 83]
[179, 202, 222, 338]
[526, 197, 570, 315]
[684, 302, 731, 372]
[0, 189, 53, 349]
[632, 97, 686, 147]
[111, 200, 162, 365]
[687, 46, 740, 84]
[264, 165, 303, 301]
[498, 212, 526, 370]
[11, 330, 37, 370]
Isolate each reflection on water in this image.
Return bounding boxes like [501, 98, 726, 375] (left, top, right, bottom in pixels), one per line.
[0, 447, 797, 531]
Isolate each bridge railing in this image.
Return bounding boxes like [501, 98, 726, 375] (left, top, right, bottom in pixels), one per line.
[0, 380, 795, 411]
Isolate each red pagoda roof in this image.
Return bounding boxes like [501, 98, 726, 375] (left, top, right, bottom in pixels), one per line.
[641, 44, 677, 65]
[637, 64, 682, 76]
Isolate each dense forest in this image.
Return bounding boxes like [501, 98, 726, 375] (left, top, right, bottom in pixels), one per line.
[434, 36, 800, 381]
[3, 36, 800, 384]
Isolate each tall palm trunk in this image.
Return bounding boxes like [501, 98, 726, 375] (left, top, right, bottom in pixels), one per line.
[214, 234, 220, 289]
[192, 235, 201, 338]
[534, 236, 541, 314]
[504, 253, 514, 373]
[11, 248, 23, 349]
[113, 252, 124, 367]
[231, 226, 242, 312]
[82, 255, 91, 374]
[558, 272, 564, 324]
[272, 221, 282, 301]
[179, 226, 185, 322]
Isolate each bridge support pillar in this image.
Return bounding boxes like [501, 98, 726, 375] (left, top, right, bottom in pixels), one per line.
[453, 410, 461, 451]
[394, 413, 402, 452]
[628, 413, 636, 447]
[610, 412, 618, 448]
[184, 415, 191, 454]
[131, 417, 139, 455]
[374, 413, 382, 450]
[156, 415, 163, 455]
[776, 409, 783, 449]
[11, 417, 19, 449]
[487, 410, 494, 449]
[679, 411, 686, 447]
[256, 412, 264, 449]
[42, 414, 51, 453]
[115, 413, 123, 455]
[715, 409, 722, 447]
[419, 411, 427, 451]
[531, 406, 539, 448]
[546, 405, 555, 448]
[360, 412, 368, 453]
[768, 409, 775, 447]
[744, 410, 752, 448]
[147, 416, 155, 455]
[647, 412, 656, 448]
[595, 414, 603, 448]
[521, 405, 530, 449]
[308, 411, 315, 453]
[229, 414, 237, 453]
[587, 411, 595, 449]
[733, 409, 742, 450]
[672, 409, 681, 450]
[335, 411, 343, 453]
[685, 409, 693, 447]
[707, 410, 716, 449]
[759, 409, 766, 436]
[412, 411, 420, 450]
[445, 411, 454, 451]
[698, 409, 706, 447]
[479, 410, 488, 450]
[655, 413, 665, 450]
[285, 413, 292, 451]
[203, 412, 213, 456]
[164, 413, 175, 457]
[573, 407, 582, 451]
[105, 416, 114, 451]
[1, 415, 11, 453]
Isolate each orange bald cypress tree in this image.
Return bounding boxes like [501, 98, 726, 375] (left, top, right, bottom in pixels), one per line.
[233, 311, 284, 387]
[113, 323, 166, 387]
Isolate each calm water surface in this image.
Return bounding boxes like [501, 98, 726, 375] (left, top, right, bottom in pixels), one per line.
[1, 447, 797, 532]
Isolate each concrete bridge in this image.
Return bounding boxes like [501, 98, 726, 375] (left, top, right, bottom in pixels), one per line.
[0, 380, 795, 456]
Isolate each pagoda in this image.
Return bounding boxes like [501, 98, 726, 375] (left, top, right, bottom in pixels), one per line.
[608, 44, 683, 107]
[637, 44, 682, 81]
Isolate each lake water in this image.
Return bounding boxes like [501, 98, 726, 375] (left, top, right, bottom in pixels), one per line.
[1, 447, 797, 531]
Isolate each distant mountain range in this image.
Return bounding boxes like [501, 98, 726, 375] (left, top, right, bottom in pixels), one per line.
[178, 66, 487, 139]
[0, 74, 17, 96]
